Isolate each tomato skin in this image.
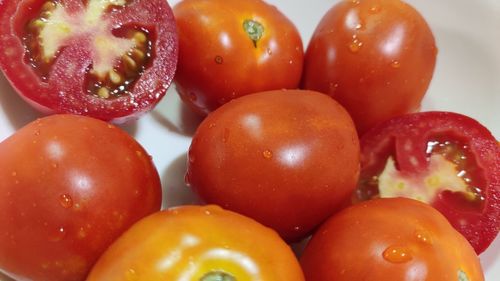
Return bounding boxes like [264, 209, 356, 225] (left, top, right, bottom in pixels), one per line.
[356, 111, 500, 254]
[186, 90, 360, 242]
[0, 0, 178, 123]
[301, 198, 484, 281]
[87, 205, 305, 281]
[302, 0, 437, 134]
[173, 0, 303, 115]
[0, 115, 162, 281]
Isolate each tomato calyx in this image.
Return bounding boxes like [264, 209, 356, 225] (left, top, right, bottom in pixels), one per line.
[242, 19, 263, 47]
[201, 271, 236, 281]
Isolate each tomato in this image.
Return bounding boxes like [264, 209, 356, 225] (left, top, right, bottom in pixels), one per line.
[173, 0, 304, 115]
[354, 111, 499, 254]
[0, 115, 162, 281]
[302, 0, 437, 134]
[301, 197, 485, 281]
[86, 205, 305, 281]
[0, 0, 178, 123]
[186, 90, 360, 242]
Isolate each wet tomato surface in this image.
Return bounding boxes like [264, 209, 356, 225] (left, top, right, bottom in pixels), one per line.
[0, 115, 162, 281]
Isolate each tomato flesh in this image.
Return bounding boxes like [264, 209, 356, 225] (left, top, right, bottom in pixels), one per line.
[356, 111, 499, 254]
[0, 0, 178, 122]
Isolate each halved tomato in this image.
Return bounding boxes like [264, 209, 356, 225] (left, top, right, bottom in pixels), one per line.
[355, 111, 499, 254]
[0, 0, 178, 123]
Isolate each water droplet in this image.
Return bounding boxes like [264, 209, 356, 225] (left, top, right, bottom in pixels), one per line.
[222, 128, 230, 143]
[293, 226, 301, 231]
[415, 231, 433, 245]
[34, 130, 40, 136]
[355, 23, 363, 30]
[262, 149, 273, 159]
[125, 268, 138, 281]
[208, 123, 216, 129]
[383, 245, 413, 263]
[351, 0, 360, 5]
[289, 60, 293, 64]
[369, 5, 381, 14]
[11, 171, 17, 177]
[266, 48, 273, 55]
[391, 60, 401, 68]
[52, 163, 58, 168]
[329, 82, 339, 92]
[204, 210, 212, 215]
[214, 55, 223, 64]
[59, 194, 73, 209]
[348, 35, 363, 53]
[49, 227, 67, 242]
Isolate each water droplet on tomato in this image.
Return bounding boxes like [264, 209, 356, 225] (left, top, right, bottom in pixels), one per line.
[59, 194, 73, 209]
[208, 123, 216, 129]
[11, 171, 17, 177]
[355, 23, 363, 30]
[49, 227, 67, 242]
[415, 231, 433, 245]
[189, 92, 197, 102]
[266, 48, 273, 55]
[348, 35, 363, 53]
[391, 60, 401, 68]
[369, 5, 381, 14]
[125, 268, 138, 281]
[383, 245, 412, 263]
[262, 149, 273, 159]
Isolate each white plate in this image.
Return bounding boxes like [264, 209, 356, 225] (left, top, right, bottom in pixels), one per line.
[0, 0, 498, 280]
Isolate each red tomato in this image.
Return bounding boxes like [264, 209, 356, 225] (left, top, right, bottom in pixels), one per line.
[0, 115, 162, 281]
[0, 0, 178, 123]
[173, 0, 304, 115]
[87, 205, 305, 281]
[186, 90, 360, 242]
[302, 0, 437, 134]
[355, 111, 499, 254]
[301, 198, 485, 281]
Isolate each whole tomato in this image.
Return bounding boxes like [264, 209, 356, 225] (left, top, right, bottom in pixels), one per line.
[0, 115, 162, 281]
[186, 90, 360, 242]
[302, 0, 437, 134]
[87, 205, 305, 281]
[301, 198, 484, 281]
[173, 0, 304, 114]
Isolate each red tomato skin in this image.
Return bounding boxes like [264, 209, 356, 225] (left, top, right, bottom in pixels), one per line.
[173, 0, 304, 115]
[0, 115, 162, 281]
[186, 90, 360, 242]
[302, 0, 437, 134]
[0, 0, 178, 123]
[300, 198, 485, 281]
[359, 111, 500, 254]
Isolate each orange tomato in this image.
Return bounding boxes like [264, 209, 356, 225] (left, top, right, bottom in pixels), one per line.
[87, 205, 305, 281]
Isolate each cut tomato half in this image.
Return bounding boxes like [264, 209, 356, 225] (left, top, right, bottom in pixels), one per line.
[0, 0, 178, 123]
[355, 111, 499, 254]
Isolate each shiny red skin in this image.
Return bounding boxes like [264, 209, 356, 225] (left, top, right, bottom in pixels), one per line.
[173, 0, 304, 115]
[0, 0, 178, 123]
[0, 115, 162, 281]
[300, 198, 485, 281]
[359, 111, 499, 254]
[302, 0, 437, 134]
[186, 90, 360, 242]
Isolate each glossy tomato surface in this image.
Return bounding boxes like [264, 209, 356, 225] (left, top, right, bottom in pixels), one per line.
[87, 205, 305, 281]
[0, 115, 162, 281]
[173, 0, 303, 115]
[301, 198, 485, 281]
[302, 0, 437, 134]
[186, 90, 360, 242]
[0, 0, 178, 123]
[355, 111, 499, 254]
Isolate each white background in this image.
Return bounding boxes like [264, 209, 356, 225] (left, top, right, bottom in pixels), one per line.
[0, 0, 498, 280]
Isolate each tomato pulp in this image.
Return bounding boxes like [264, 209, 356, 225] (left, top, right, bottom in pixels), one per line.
[0, 0, 178, 123]
[355, 111, 499, 254]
